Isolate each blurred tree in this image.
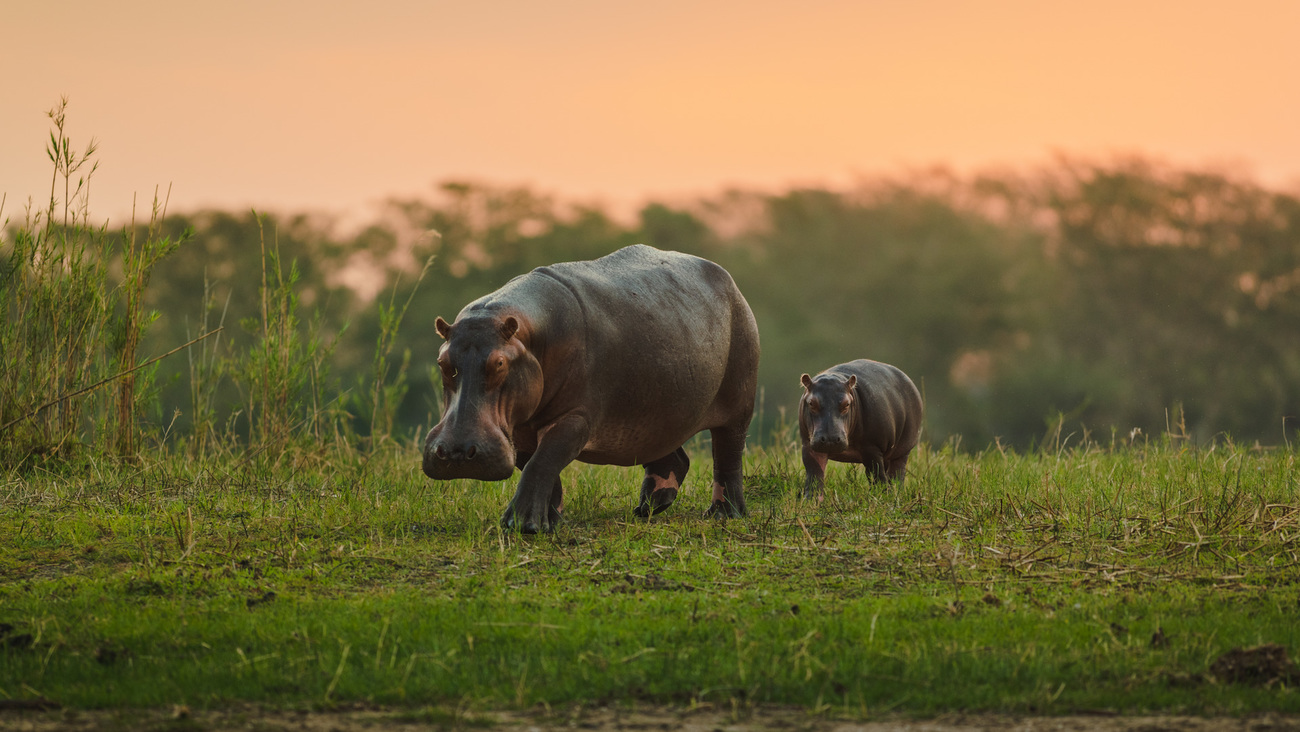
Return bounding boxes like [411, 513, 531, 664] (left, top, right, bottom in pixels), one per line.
[1040, 159, 1300, 441]
[713, 184, 1041, 445]
[135, 210, 360, 444]
[116, 163, 1300, 451]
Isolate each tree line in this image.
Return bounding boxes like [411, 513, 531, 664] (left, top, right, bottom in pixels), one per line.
[7, 118, 1300, 464]
[115, 158, 1300, 451]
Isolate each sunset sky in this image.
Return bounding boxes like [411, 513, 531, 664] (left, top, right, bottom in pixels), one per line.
[4, 0, 1299, 227]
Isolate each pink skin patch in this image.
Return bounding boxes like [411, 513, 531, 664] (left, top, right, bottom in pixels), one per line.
[647, 472, 680, 511]
[711, 481, 726, 502]
[807, 451, 828, 502]
[810, 451, 829, 472]
[650, 473, 680, 495]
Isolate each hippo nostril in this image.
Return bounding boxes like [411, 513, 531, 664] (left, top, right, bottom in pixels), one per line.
[435, 444, 448, 459]
[812, 435, 848, 453]
[466, 445, 477, 459]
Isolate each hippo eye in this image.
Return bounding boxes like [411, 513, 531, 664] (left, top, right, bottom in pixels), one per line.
[840, 398, 851, 414]
[808, 398, 820, 414]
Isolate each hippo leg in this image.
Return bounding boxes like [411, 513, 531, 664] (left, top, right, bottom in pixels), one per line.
[704, 426, 748, 518]
[884, 454, 910, 485]
[511, 451, 565, 527]
[634, 447, 690, 518]
[502, 415, 589, 534]
[504, 479, 564, 530]
[548, 475, 564, 524]
[862, 449, 888, 484]
[801, 444, 829, 500]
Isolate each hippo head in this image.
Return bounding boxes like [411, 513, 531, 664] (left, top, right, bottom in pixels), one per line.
[800, 372, 858, 454]
[422, 312, 542, 481]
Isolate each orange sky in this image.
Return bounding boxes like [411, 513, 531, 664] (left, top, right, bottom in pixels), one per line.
[4, 0, 1299, 227]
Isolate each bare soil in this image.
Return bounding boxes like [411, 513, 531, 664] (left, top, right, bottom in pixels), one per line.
[1, 705, 1298, 732]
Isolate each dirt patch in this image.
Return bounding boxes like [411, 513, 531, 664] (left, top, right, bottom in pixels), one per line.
[1210, 644, 1300, 687]
[1, 705, 1299, 732]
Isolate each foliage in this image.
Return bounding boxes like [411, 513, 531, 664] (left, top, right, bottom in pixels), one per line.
[0, 99, 185, 466]
[1041, 159, 1300, 441]
[227, 216, 347, 459]
[0, 104, 425, 467]
[347, 166, 1300, 448]
[8, 101, 1300, 457]
[136, 209, 362, 457]
[718, 183, 1042, 444]
[355, 256, 434, 451]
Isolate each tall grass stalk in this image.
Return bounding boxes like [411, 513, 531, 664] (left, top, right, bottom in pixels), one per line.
[361, 256, 434, 450]
[184, 274, 231, 460]
[1, 99, 114, 463]
[113, 188, 188, 457]
[230, 214, 347, 461]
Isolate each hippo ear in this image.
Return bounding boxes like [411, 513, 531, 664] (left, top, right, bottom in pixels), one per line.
[499, 316, 519, 341]
[800, 373, 813, 390]
[845, 375, 857, 391]
[435, 317, 452, 340]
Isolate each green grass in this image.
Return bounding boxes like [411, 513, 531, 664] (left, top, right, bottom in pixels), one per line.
[2, 440, 1298, 715]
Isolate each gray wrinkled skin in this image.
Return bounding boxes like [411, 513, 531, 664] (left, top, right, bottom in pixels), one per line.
[798, 359, 923, 499]
[423, 245, 760, 533]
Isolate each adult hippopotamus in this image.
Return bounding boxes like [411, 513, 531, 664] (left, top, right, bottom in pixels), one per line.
[798, 359, 923, 499]
[422, 244, 760, 533]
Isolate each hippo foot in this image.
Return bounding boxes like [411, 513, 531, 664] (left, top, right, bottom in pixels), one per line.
[704, 498, 744, 519]
[500, 517, 556, 534]
[633, 487, 678, 518]
[500, 505, 563, 534]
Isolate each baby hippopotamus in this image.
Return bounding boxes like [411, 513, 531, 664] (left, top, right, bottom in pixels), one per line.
[798, 359, 923, 498]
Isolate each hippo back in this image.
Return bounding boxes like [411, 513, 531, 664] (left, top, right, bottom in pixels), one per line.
[457, 244, 759, 465]
[844, 360, 922, 455]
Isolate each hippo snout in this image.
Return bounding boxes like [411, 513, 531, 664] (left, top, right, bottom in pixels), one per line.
[810, 434, 850, 455]
[432, 440, 479, 461]
[423, 427, 516, 481]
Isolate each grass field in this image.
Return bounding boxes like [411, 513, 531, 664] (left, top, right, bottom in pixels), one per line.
[2, 437, 1298, 717]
